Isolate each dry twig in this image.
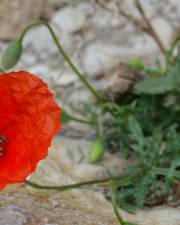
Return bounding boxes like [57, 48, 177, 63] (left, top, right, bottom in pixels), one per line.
[117, 0, 166, 53]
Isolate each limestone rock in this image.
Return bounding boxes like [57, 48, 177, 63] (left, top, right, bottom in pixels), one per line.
[0, 186, 117, 225]
[0, 0, 45, 40]
[0, 207, 27, 225]
[51, 5, 90, 34]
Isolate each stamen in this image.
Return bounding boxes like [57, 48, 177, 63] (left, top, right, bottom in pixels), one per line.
[0, 147, 4, 156]
[0, 135, 6, 156]
[0, 135, 6, 145]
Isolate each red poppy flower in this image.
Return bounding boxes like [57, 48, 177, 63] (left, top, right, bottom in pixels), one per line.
[0, 71, 61, 190]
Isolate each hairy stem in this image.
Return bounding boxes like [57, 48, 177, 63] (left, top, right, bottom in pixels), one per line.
[25, 169, 143, 191]
[19, 21, 102, 102]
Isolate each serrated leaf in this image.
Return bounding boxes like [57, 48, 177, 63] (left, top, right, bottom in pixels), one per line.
[128, 115, 143, 141]
[134, 177, 148, 207]
[171, 158, 180, 169]
[134, 58, 180, 94]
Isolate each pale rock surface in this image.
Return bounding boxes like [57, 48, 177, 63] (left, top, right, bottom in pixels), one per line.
[1, 0, 179, 90]
[20, 1, 179, 86]
[52, 5, 90, 33]
[0, 0, 45, 40]
[152, 17, 174, 48]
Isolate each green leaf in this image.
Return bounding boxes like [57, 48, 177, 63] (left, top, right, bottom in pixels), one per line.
[118, 200, 136, 214]
[2, 40, 23, 70]
[128, 115, 143, 141]
[134, 76, 174, 94]
[116, 187, 137, 213]
[128, 57, 144, 71]
[134, 177, 148, 207]
[144, 67, 163, 76]
[134, 58, 180, 94]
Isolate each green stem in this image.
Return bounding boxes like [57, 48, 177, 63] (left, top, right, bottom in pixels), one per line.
[69, 114, 113, 127]
[25, 169, 142, 191]
[97, 109, 104, 137]
[0, 68, 5, 73]
[165, 36, 180, 68]
[25, 178, 110, 191]
[111, 183, 125, 225]
[170, 36, 180, 57]
[19, 20, 102, 102]
[67, 114, 95, 125]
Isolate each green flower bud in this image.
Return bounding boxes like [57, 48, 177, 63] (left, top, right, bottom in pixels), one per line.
[90, 137, 105, 163]
[2, 40, 23, 70]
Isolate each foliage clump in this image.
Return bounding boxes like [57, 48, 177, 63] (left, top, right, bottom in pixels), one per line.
[102, 41, 180, 211]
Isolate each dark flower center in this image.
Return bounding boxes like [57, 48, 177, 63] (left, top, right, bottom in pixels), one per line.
[0, 135, 6, 156]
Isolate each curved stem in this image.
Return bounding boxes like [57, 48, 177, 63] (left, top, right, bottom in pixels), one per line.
[69, 114, 113, 127]
[19, 21, 102, 102]
[111, 183, 125, 225]
[25, 178, 110, 191]
[25, 169, 143, 191]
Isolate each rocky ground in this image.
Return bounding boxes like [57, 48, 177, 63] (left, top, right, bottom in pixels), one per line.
[0, 0, 180, 224]
[0, 137, 180, 225]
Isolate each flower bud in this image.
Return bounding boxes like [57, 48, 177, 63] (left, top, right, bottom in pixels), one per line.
[2, 40, 23, 70]
[90, 137, 105, 163]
